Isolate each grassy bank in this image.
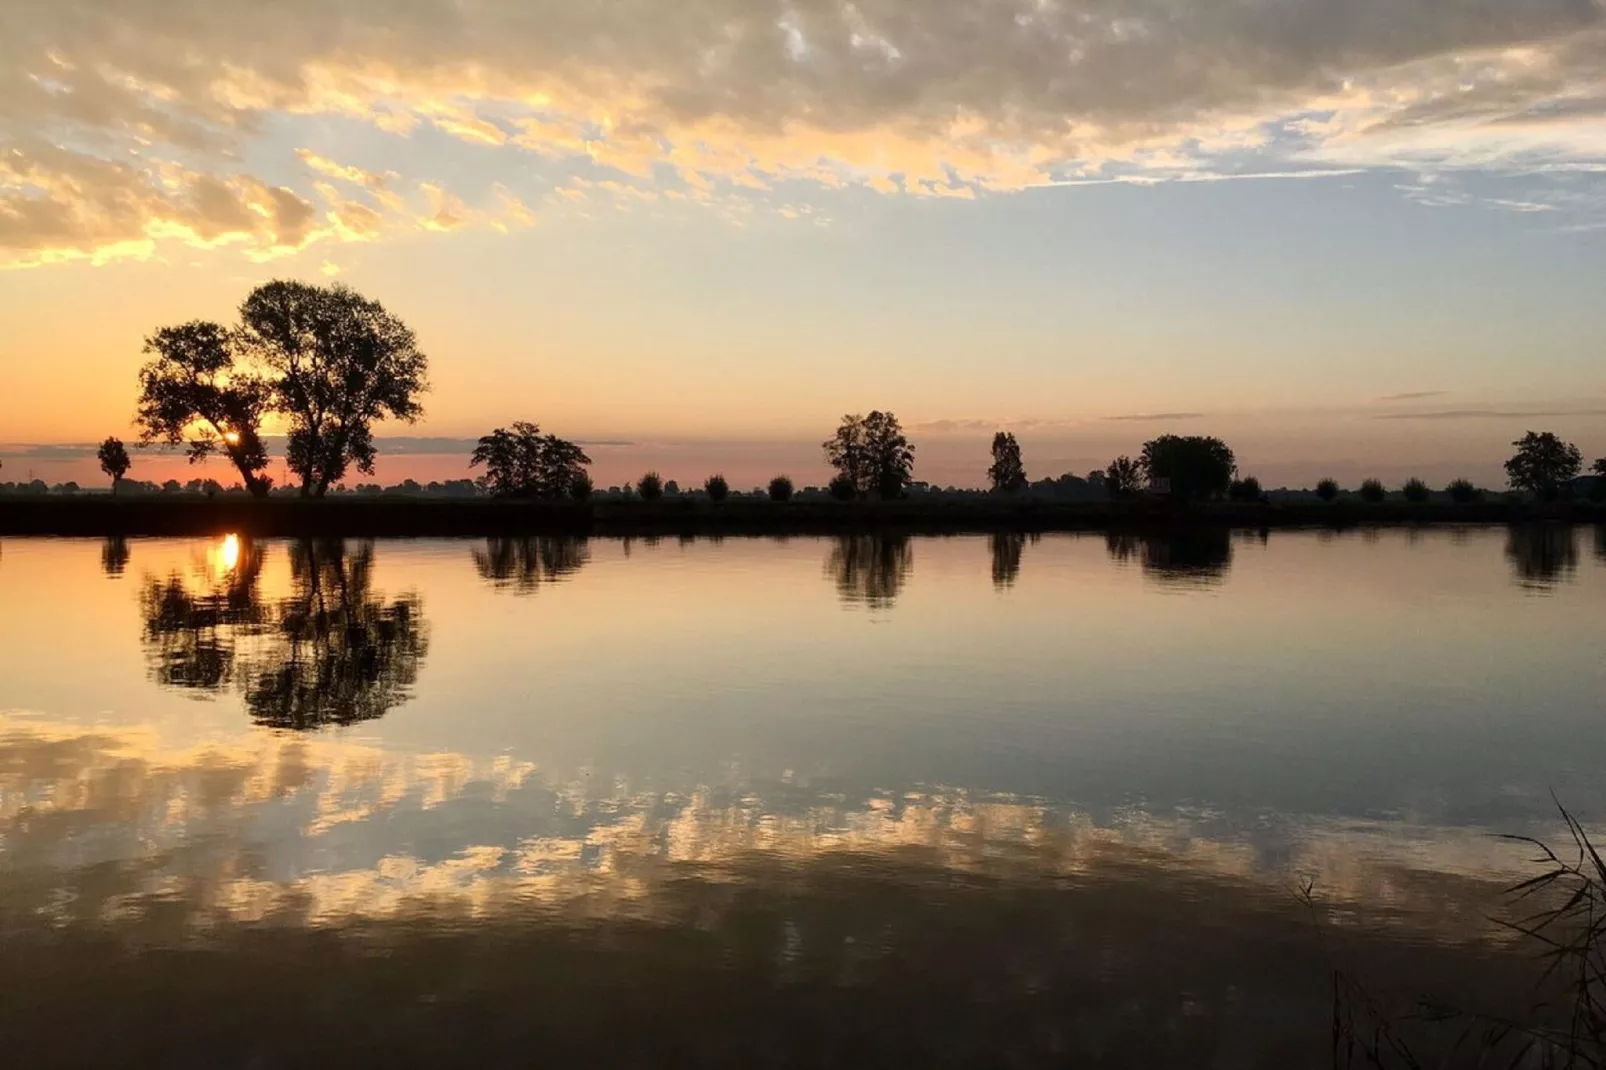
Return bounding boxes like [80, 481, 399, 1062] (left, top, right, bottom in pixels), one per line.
[1, 495, 1602, 537]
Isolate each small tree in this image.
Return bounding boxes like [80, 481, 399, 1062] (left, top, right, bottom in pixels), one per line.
[664, 479, 681, 497]
[1447, 478, 1480, 504]
[97, 437, 132, 494]
[1315, 478, 1339, 502]
[828, 474, 857, 501]
[768, 475, 794, 501]
[1105, 456, 1145, 498]
[1505, 431, 1582, 500]
[1402, 478, 1430, 503]
[637, 471, 664, 501]
[987, 431, 1027, 493]
[569, 473, 593, 501]
[1228, 476, 1263, 502]
[1359, 478, 1386, 503]
[704, 474, 729, 502]
[1140, 434, 1236, 501]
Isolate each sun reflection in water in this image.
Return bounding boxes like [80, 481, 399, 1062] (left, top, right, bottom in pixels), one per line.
[216, 533, 240, 574]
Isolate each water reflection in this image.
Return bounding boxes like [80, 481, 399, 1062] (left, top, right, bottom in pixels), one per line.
[826, 535, 912, 608]
[989, 531, 1034, 588]
[100, 535, 130, 577]
[1105, 529, 1234, 586]
[472, 536, 590, 593]
[1504, 523, 1579, 590]
[1595, 524, 1606, 565]
[139, 537, 428, 727]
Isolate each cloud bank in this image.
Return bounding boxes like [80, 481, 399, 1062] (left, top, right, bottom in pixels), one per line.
[8, 0, 1606, 265]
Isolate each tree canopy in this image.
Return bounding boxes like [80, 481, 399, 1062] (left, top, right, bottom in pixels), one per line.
[469, 422, 591, 499]
[1139, 434, 1237, 500]
[1505, 431, 1582, 499]
[988, 431, 1027, 493]
[97, 436, 131, 492]
[823, 411, 915, 499]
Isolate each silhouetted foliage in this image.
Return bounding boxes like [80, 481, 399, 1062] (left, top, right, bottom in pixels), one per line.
[140, 537, 269, 689]
[989, 531, 1032, 588]
[473, 536, 591, 593]
[136, 321, 274, 497]
[1506, 431, 1582, 500]
[823, 411, 915, 499]
[1596, 458, 1606, 477]
[237, 281, 429, 497]
[1228, 476, 1263, 502]
[470, 422, 592, 499]
[97, 437, 131, 493]
[1505, 524, 1579, 590]
[1447, 478, 1480, 504]
[828, 474, 857, 501]
[826, 535, 912, 608]
[637, 472, 664, 501]
[1315, 478, 1339, 502]
[1359, 479, 1386, 503]
[1139, 435, 1236, 501]
[988, 431, 1028, 493]
[569, 473, 594, 501]
[704, 474, 729, 502]
[1104, 456, 1145, 498]
[1106, 530, 1233, 586]
[1402, 478, 1430, 503]
[100, 536, 130, 577]
[768, 475, 794, 501]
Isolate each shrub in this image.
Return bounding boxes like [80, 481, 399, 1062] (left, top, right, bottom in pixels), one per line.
[1402, 478, 1430, 503]
[768, 475, 794, 501]
[569, 473, 593, 501]
[1228, 476, 1263, 502]
[637, 471, 664, 501]
[1315, 478, 1339, 502]
[1359, 478, 1386, 503]
[704, 474, 729, 501]
[1446, 478, 1479, 504]
[828, 474, 858, 501]
[1590, 479, 1606, 504]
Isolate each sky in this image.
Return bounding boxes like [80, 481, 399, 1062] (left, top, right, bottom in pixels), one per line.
[3, 0, 1606, 489]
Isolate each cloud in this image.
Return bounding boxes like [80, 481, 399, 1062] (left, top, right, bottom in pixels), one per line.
[1102, 412, 1205, 422]
[10, 0, 1606, 266]
[1376, 390, 1449, 401]
[1374, 407, 1606, 420]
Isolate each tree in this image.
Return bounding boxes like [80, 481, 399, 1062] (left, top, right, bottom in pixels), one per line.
[1402, 477, 1430, 503]
[704, 474, 729, 501]
[1105, 455, 1145, 498]
[1359, 478, 1385, 503]
[988, 431, 1027, 493]
[637, 471, 664, 501]
[768, 475, 794, 501]
[828, 474, 857, 501]
[1595, 458, 1606, 477]
[238, 280, 429, 497]
[1228, 476, 1263, 502]
[136, 321, 274, 497]
[97, 437, 132, 494]
[1315, 478, 1339, 502]
[469, 422, 591, 498]
[823, 411, 915, 499]
[1139, 434, 1236, 500]
[1447, 478, 1480, 504]
[1505, 431, 1582, 500]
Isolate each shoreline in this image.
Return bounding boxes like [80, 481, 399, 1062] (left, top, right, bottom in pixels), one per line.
[1, 496, 1601, 537]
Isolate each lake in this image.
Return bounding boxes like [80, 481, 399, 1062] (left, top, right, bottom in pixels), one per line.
[2, 527, 1604, 1067]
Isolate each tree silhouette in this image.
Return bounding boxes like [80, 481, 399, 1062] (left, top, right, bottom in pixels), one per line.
[1402, 478, 1430, 503]
[100, 536, 131, 577]
[470, 422, 592, 498]
[1139, 435, 1236, 501]
[768, 475, 794, 501]
[704, 474, 729, 501]
[472, 536, 591, 593]
[1505, 524, 1579, 590]
[823, 412, 915, 499]
[1359, 479, 1385, 503]
[988, 432, 1027, 493]
[97, 437, 131, 494]
[826, 535, 912, 608]
[1315, 478, 1339, 502]
[1447, 479, 1480, 504]
[637, 472, 664, 501]
[136, 322, 274, 497]
[1228, 476, 1262, 502]
[1104, 456, 1145, 498]
[237, 281, 429, 497]
[1505, 431, 1583, 500]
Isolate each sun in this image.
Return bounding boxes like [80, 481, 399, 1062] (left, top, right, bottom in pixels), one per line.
[222, 430, 241, 445]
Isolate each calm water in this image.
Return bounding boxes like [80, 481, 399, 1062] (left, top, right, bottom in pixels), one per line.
[2, 527, 1604, 1067]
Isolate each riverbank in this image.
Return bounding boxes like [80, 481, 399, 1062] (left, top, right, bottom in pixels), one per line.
[1, 495, 1602, 536]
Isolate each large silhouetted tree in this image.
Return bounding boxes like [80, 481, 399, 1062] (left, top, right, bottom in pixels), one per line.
[470, 422, 591, 499]
[1505, 431, 1582, 500]
[97, 437, 131, 494]
[824, 412, 915, 499]
[238, 281, 429, 497]
[1104, 456, 1145, 498]
[136, 322, 274, 497]
[988, 432, 1027, 493]
[1140, 435, 1236, 500]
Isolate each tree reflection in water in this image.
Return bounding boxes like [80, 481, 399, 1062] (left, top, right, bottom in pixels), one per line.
[472, 536, 590, 593]
[1105, 529, 1233, 586]
[826, 535, 912, 608]
[1505, 524, 1579, 590]
[989, 531, 1035, 589]
[100, 536, 131, 577]
[139, 537, 427, 727]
